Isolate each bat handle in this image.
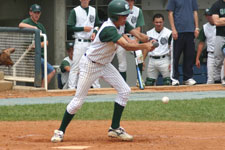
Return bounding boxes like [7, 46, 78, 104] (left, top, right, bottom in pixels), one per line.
[149, 37, 159, 48]
[153, 41, 159, 48]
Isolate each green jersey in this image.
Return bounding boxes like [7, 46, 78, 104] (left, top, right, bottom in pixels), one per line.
[22, 18, 47, 57]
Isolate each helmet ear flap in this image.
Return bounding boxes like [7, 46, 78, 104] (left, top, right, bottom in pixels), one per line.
[110, 15, 119, 22]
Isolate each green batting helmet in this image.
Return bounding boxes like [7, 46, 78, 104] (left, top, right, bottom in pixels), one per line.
[66, 42, 74, 50]
[108, 0, 130, 22]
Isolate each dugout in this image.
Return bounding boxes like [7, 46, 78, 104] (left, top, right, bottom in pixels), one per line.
[0, 0, 215, 88]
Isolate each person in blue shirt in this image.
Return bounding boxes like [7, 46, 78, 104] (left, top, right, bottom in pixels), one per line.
[167, 0, 199, 86]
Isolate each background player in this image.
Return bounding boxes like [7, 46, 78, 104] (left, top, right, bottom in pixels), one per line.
[51, 0, 155, 143]
[195, 9, 220, 84]
[116, 0, 145, 84]
[67, 0, 101, 89]
[59, 42, 73, 89]
[18, 4, 55, 88]
[144, 13, 172, 86]
[210, 0, 225, 86]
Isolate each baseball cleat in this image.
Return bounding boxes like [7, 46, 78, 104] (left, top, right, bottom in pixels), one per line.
[184, 78, 196, 85]
[172, 80, 179, 86]
[51, 130, 64, 143]
[108, 127, 133, 141]
[222, 77, 225, 87]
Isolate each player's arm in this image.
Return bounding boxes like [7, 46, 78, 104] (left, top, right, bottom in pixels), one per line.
[117, 36, 154, 52]
[19, 22, 37, 29]
[64, 66, 70, 72]
[67, 9, 92, 32]
[94, 10, 101, 30]
[119, 26, 153, 51]
[123, 21, 148, 43]
[212, 14, 225, 26]
[195, 28, 206, 68]
[133, 8, 145, 42]
[195, 42, 204, 68]
[168, 11, 178, 40]
[18, 22, 48, 48]
[123, 34, 137, 44]
[142, 49, 148, 61]
[194, 11, 199, 38]
[99, 26, 154, 51]
[60, 61, 70, 73]
[129, 28, 149, 43]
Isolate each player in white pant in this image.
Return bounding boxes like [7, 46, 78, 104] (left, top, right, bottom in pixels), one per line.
[196, 8, 223, 84]
[210, 0, 225, 86]
[60, 42, 73, 89]
[116, 0, 145, 83]
[144, 14, 172, 86]
[67, 0, 101, 89]
[51, 0, 155, 143]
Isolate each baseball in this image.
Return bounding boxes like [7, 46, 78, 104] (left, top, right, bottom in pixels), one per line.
[162, 96, 169, 104]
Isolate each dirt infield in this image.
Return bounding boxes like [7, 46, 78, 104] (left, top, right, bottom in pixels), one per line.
[0, 84, 225, 150]
[1, 121, 225, 150]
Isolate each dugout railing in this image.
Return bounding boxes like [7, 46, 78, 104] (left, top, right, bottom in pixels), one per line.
[0, 27, 44, 89]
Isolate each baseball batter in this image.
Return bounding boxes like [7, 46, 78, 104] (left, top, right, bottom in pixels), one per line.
[51, 0, 155, 142]
[144, 14, 172, 86]
[196, 9, 219, 84]
[67, 0, 101, 89]
[116, 0, 145, 83]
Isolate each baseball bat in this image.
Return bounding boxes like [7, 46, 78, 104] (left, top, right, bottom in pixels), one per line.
[133, 51, 144, 90]
[149, 37, 159, 48]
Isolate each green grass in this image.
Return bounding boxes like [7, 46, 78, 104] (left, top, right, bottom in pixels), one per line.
[1, 98, 225, 122]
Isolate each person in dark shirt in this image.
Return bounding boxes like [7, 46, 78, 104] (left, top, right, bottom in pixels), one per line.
[167, 0, 199, 86]
[210, 0, 225, 86]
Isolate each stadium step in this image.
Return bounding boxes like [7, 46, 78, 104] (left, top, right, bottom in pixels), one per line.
[0, 71, 13, 91]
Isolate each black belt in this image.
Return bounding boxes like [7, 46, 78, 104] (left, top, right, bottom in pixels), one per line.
[150, 55, 166, 59]
[84, 53, 96, 63]
[208, 51, 214, 54]
[77, 39, 91, 42]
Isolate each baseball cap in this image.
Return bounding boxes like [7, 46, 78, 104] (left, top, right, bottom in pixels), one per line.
[66, 42, 74, 50]
[30, 4, 41, 12]
[204, 8, 211, 16]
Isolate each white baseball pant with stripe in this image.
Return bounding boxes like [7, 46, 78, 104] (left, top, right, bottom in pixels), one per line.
[66, 55, 131, 114]
[68, 40, 100, 89]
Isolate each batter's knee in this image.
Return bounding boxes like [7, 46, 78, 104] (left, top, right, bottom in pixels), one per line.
[66, 98, 84, 114]
[116, 86, 131, 106]
[120, 86, 131, 97]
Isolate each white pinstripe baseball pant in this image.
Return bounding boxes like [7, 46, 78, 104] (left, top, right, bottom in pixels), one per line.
[68, 41, 100, 89]
[67, 55, 131, 115]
